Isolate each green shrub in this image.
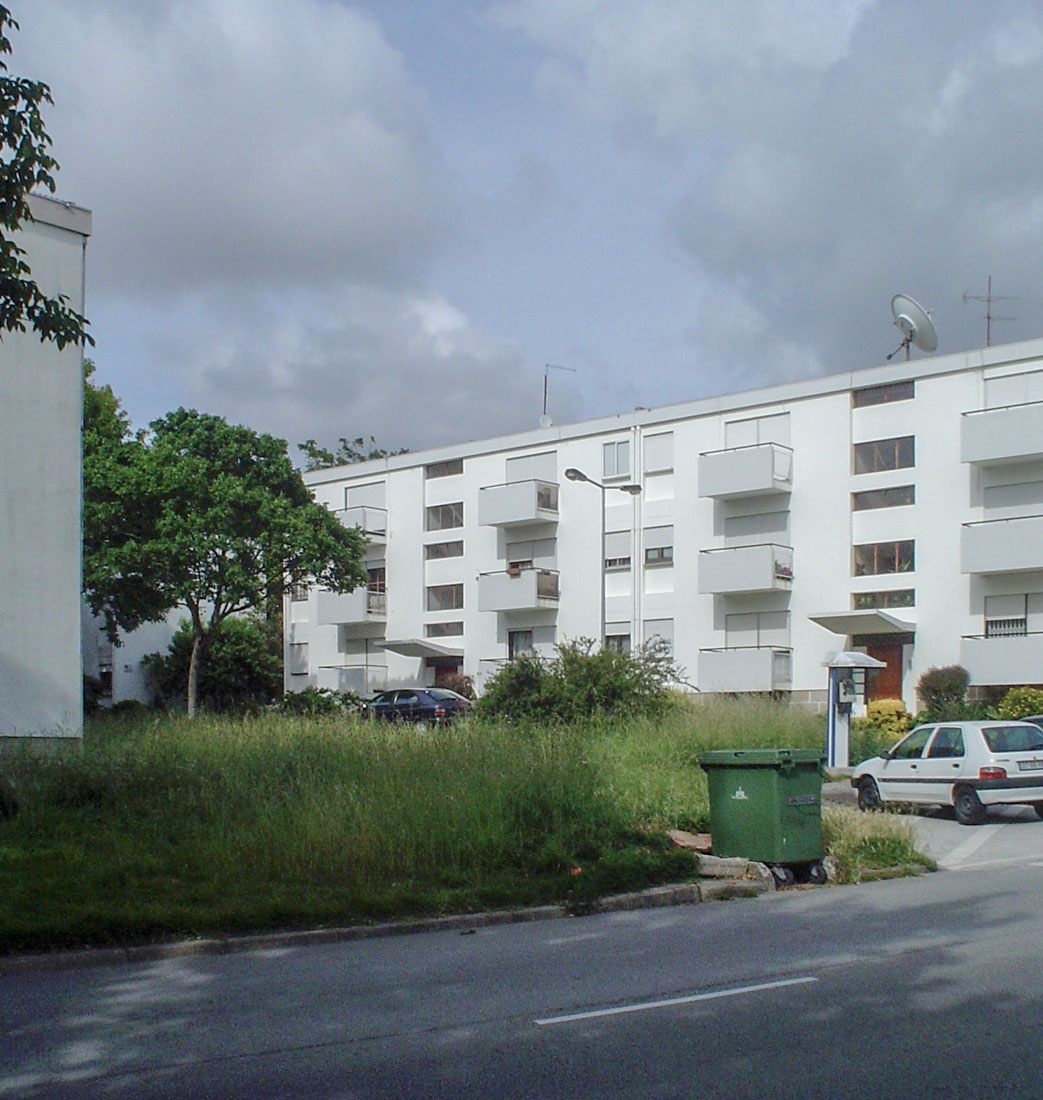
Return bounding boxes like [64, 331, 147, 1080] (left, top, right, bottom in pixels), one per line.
[849, 721, 900, 764]
[143, 616, 283, 712]
[916, 665, 970, 717]
[477, 637, 681, 723]
[278, 686, 361, 716]
[996, 686, 1043, 719]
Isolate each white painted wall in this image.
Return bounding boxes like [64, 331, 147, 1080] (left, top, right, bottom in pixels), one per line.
[0, 195, 91, 739]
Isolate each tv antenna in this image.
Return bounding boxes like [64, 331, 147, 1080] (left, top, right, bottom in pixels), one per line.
[887, 294, 938, 361]
[962, 275, 1015, 346]
[540, 363, 576, 428]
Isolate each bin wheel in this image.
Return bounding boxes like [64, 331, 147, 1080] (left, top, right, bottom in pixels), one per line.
[806, 861, 827, 886]
[770, 865, 795, 888]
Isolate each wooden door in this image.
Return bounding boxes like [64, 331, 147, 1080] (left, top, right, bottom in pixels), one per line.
[866, 641, 904, 700]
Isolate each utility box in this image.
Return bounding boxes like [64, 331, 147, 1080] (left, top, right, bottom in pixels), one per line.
[699, 749, 825, 872]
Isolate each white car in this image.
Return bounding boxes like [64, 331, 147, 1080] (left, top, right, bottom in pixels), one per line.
[851, 720, 1043, 826]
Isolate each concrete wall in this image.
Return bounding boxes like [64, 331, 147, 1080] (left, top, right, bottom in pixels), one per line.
[0, 194, 91, 740]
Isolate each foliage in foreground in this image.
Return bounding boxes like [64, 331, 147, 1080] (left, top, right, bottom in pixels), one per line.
[0, 701, 924, 953]
[822, 806, 934, 883]
[477, 637, 681, 723]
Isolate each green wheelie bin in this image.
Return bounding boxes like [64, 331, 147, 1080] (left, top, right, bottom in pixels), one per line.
[699, 748, 826, 886]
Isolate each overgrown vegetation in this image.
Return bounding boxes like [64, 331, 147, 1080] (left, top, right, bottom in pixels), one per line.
[0, 700, 925, 954]
[477, 638, 680, 723]
[822, 806, 934, 882]
[995, 686, 1043, 719]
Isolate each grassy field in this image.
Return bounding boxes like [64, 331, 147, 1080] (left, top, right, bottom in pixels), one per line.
[0, 700, 929, 953]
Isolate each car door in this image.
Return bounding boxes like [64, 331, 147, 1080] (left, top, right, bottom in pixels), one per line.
[913, 725, 967, 804]
[876, 726, 935, 802]
[393, 692, 419, 722]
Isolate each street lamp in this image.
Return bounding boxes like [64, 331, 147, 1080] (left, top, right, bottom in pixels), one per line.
[564, 467, 641, 647]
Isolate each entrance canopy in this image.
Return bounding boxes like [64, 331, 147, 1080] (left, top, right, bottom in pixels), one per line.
[808, 609, 915, 637]
[375, 639, 464, 659]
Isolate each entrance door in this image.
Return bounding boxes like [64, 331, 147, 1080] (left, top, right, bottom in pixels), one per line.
[865, 640, 904, 701]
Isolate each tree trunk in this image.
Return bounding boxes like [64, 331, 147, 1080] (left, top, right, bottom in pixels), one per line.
[187, 631, 207, 718]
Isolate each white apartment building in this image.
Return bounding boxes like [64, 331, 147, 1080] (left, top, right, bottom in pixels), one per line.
[1, 194, 91, 742]
[286, 336, 1043, 714]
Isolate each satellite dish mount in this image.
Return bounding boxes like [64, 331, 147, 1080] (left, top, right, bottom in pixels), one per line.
[887, 294, 938, 361]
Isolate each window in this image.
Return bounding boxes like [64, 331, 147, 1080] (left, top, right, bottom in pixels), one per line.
[426, 621, 463, 638]
[643, 433, 673, 473]
[853, 436, 914, 475]
[928, 727, 965, 759]
[425, 540, 463, 560]
[604, 530, 631, 570]
[853, 589, 915, 610]
[508, 629, 533, 659]
[852, 380, 915, 408]
[426, 583, 463, 611]
[289, 642, 309, 676]
[426, 502, 463, 531]
[603, 439, 631, 479]
[506, 451, 556, 483]
[723, 510, 789, 543]
[725, 412, 790, 448]
[852, 485, 915, 511]
[644, 525, 673, 566]
[643, 619, 673, 655]
[725, 611, 790, 648]
[425, 458, 463, 479]
[984, 594, 1034, 637]
[854, 540, 915, 576]
[290, 583, 309, 602]
[893, 726, 932, 760]
[604, 632, 631, 654]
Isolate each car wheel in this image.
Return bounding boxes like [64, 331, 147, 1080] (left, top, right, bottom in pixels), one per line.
[954, 786, 987, 826]
[857, 777, 883, 813]
[1032, 801, 1043, 821]
[806, 862, 828, 886]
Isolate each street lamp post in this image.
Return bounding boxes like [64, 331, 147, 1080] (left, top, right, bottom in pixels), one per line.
[564, 467, 641, 648]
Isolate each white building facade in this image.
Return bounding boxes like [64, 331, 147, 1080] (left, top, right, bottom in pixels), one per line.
[0, 194, 92, 741]
[287, 337, 1043, 713]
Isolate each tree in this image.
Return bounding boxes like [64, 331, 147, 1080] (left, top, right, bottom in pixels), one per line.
[84, 407, 368, 716]
[0, 6, 91, 348]
[143, 616, 283, 713]
[297, 435, 408, 471]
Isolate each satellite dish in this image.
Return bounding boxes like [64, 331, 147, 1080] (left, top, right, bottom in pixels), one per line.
[538, 414, 552, 429]
[888, 294, 938, 360]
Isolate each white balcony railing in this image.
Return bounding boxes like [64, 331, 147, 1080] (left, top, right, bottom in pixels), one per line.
[961, 400, 1043, 466]
[698, 443, 793, 499]
[478, 568, 560, 611]
[317, 664, 388, 695]
[315, 586, 388, 625]
[961, 632, 1043, 687]
[699, 647, 793, 693]
[961, 514, 1043, 575]
[334, 505, 388, 542]
[478, 479, 559, 528]
[698, 543, 794, 595]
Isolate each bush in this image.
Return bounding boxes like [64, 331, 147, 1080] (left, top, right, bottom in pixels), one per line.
[917, 665, 970, 717]
[143, 616, 283, 712]
[439, 672, 475, 700]
[996, 686, 1043, 719]
[865, 698, 910, 737]
[278, 686, 361, 716]
[476, 637, 681, 724]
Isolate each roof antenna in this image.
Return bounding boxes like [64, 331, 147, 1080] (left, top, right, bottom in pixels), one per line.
[962, 276, 1015, 347]
[886, 294, 938, 361]
[540, 363, 577, 428]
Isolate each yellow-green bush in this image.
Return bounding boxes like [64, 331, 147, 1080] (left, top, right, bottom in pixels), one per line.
[996, 686, 1043, 719]
[865, 698, 910, 737]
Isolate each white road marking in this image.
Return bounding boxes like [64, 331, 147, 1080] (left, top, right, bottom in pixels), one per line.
[938, 824, 1002, 869]
[534, 976, 818, 1026]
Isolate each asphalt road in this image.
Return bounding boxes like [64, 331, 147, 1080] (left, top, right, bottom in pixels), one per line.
[5, 845, 1043, 1099]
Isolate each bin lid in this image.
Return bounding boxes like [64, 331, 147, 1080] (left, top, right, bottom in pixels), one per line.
[699, 748, 825, 768]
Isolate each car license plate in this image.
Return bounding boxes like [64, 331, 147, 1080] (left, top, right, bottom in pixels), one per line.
[1017, 759, 1043, 772]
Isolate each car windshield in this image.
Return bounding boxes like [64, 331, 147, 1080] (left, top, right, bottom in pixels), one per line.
[982, 725, 1043, 753]
[427, 689, 466, 701]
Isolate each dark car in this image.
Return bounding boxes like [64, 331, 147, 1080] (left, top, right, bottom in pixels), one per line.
[365, 688, 472, 727]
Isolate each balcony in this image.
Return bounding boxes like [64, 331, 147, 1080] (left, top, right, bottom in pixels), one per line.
[698, 443, 793, 499]
[334, 505, 388, 544]
[960, 632, 1043, 686]
[316, 586, 387, 626]
[961, 401, 1043, 466]
[317, 663, 388, 695]
[961, 514, 1043, 575]
[478, 479, 559, 528]
[698, 544, 794, 595]
[478, 568, 560, 611]
[699, 647, 793, 693]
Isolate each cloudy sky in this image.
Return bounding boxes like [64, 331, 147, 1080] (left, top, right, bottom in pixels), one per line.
[18, 0, 1043, 456]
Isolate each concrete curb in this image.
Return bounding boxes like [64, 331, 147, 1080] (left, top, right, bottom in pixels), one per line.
[0, 875, 779, 976]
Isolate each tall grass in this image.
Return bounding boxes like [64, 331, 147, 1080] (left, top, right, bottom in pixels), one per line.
[0, 700, 911, 952]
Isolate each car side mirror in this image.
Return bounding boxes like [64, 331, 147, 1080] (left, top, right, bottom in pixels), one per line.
[878, 749, 892, 760]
